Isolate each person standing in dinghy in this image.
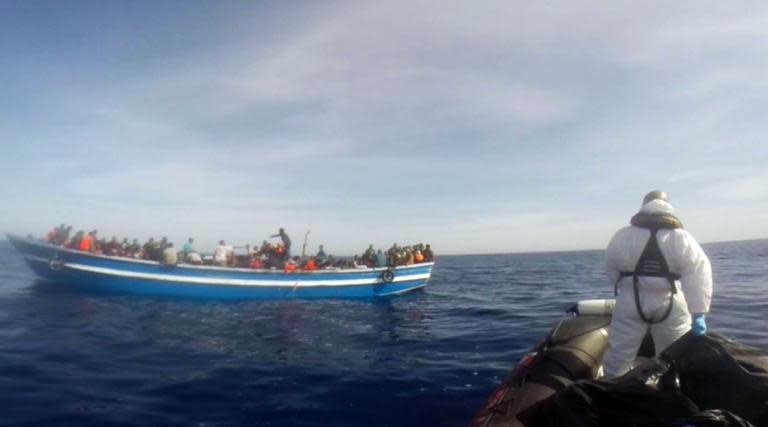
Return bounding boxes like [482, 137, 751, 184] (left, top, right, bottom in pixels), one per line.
[603, 190, 713, 378]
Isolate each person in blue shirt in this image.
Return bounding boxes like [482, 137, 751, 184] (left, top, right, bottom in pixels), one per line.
[183, 238, 194, 256]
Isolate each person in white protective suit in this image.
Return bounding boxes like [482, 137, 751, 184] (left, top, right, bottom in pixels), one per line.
[602, 190, 713, 378]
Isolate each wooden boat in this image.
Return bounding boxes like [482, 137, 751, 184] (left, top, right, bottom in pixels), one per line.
[7, 233, 433, 299]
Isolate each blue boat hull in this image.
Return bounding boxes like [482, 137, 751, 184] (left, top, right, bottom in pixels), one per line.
[7, 234, 433, 299]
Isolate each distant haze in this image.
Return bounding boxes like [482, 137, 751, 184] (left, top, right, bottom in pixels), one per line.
[1, 1, 767, 255]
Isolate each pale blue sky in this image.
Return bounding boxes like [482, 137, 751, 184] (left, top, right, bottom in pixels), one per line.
[1, 1, 767, 254]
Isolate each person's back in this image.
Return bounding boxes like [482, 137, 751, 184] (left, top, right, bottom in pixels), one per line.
[406, 249, 415, 265]
[375, 250, 386, 268]
[214, 241, 230, 266]
[186, 251, 203, 265]
[603, 191, 712, 378]
[162, 244, 178, 265]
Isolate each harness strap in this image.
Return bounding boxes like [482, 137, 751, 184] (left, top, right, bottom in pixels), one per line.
[614, 228, 680, 324]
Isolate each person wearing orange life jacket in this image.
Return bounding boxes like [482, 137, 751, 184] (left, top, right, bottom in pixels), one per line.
[249, 257, 264, 269]
[284, 259, 297, 272]
[80, 230, 98, 252]
[79, 234, 92, 252]
[414, 250, 424, 263]
[303, 258, 317, 271]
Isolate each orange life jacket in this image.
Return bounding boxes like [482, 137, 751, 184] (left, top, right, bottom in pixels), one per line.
[284, 263, 297, 272]
[80, 235, 93, 251]
[304, 259, 317, 271]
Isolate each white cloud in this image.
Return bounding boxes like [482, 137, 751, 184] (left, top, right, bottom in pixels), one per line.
[3, 0, 768, 252]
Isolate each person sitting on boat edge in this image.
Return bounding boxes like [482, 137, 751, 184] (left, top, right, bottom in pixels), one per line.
[314, 244, 328, 267]
[375, 249, 387, 268]
[119, 238, 130, 255]
[45, 224, 64, 244]
[603, 190, 713, 378]
[186, 251, 203, 265]
[302, 258, 317, 271]
[126, 238, 141, 258]
[214, 240, 232, 267]
[68, 230, 84, 250]
[159, 236, 170, 252]
[161, 242, 178, 265]
[362, 244, 376, 266]
[142, 237, 160, 261]
[105, 236, 120, 256]
[386, 243, 400, 266]
[249, 255, 264, 269]
[422, 244, 434, 262]
[352, 255, 368, 269]
[284, 257, 298, 272]
[183, 238, 195, 257]
[79, 230, 97, 253]
[405, 247, 415, 265]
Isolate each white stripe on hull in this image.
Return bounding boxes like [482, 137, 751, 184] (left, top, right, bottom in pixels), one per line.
[63, 263, 431, 288]
[22, 255, 433, 275]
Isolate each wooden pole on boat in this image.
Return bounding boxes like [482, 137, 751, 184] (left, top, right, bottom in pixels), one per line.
[302, 230, 310, 257]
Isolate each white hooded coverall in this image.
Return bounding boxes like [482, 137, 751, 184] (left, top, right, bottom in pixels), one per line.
[602, 200, 713, 378]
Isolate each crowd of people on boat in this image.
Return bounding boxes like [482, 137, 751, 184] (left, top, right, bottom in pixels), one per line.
[42, 224, 434, 271]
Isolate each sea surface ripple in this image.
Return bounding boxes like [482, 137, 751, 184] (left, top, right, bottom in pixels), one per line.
[0, 239, 766, 426]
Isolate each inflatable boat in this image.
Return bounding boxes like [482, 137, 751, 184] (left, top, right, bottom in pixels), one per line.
[469, 299, 768, 427]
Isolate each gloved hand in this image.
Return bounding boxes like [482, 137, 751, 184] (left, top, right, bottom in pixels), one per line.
[692, 313, 707, 336]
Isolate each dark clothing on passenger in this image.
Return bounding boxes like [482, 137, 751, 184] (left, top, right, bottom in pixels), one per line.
[271, 229, 291, 260]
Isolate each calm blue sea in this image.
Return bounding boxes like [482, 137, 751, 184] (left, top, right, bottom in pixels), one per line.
[0, 239, 766, 427]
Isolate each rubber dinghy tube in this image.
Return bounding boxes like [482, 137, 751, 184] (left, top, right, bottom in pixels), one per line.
[381, 269, 395, 283]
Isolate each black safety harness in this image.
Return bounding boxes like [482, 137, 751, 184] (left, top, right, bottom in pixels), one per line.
[615, 213, 683, 324]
